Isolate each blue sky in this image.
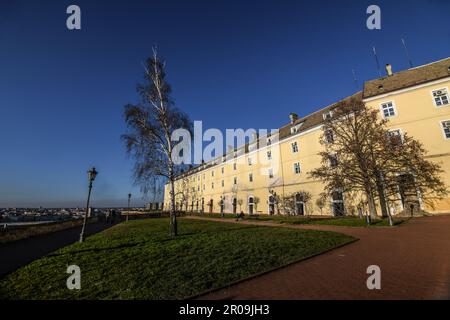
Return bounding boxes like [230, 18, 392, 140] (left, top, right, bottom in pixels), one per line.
[0, 0, 449, 208]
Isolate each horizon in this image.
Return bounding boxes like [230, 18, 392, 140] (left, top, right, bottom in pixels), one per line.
[1, 0, 450, 207]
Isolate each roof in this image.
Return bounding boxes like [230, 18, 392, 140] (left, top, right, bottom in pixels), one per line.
[174, 92, 363, 180]
[174, 57, 450, 181]
[277, 91, 363, 140]
[363, 57, 450, 99]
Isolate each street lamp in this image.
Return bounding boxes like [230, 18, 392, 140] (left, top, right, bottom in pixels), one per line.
[127, 193, 132, 222]
[79, 167, 98, 243]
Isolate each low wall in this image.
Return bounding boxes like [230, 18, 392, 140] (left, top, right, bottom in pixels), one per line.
[0, 218, 97, 244]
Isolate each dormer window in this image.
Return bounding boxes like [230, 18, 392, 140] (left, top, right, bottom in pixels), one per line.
[323, 111, 333, 120]
[290, 123, 303, 134]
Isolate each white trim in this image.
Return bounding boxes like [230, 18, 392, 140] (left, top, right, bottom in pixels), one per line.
[379, 100, 398, 119]
[440, 119, 450, 140]
[293, 162, 301, 174]
[387, 128, 404, 143]
[363, 76, 450, 102]
[430, 87, 450, 108]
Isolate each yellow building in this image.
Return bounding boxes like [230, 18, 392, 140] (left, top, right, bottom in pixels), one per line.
[165, 57, 450, 216]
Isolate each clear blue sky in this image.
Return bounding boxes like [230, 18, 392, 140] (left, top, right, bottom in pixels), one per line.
[1, 0, 449, 208]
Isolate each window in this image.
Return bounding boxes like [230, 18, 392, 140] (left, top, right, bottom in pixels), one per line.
[234, 177, 237, 185]
[221, 180, 224, 187]
[211, 182, 214, 189]
[268, 168, 274, 179]
[325, 129, 334, 144]
[291, 141, 298, 153]
[221, 167, 224, 175]
[197, 185, 200, 191]
[432, 88, 449, 107]
[381, 102, 396, 118]
[248, 157, 252, 166]
[323, 111, 333, 120]
[267, 138, 272, 146]
[387, 129, 403, 145]
[211, 170, 214, 177]
[267, 150, 272, 160]
[290, 123, 303, 134]
[294, 162, 301, 174]
[442, 121, 450, 139]
[203, 184, 205, 191]
[233, 163, 237, 170]
[198, 176, 200, 181]
[249, 173, 253, 182]
[329, 155, 338, 168]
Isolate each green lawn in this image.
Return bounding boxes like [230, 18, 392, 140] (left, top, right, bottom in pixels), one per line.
[190, 212, 406, 227]
[0, 218, 354, 300]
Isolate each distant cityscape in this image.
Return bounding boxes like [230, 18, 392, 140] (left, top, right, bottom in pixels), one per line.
[0, 207, 151, 226]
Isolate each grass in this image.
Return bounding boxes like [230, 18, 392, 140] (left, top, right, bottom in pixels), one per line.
[0, 218, 354, 300]
[190, 212, 407, 227]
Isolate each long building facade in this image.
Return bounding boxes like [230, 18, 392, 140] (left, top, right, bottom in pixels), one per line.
[164, 57, 450, 216]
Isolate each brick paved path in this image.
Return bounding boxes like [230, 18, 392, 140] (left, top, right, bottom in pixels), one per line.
[186, 215, 450, 299]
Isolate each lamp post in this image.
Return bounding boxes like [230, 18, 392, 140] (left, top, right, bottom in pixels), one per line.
[79, 167, 98, 243]
[127, 193, 131, 222]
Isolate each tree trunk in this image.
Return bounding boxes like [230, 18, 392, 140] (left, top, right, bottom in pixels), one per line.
[365, 187, 378, 219]
[169, 177, 177, 237]
[375, 171, 389, 218]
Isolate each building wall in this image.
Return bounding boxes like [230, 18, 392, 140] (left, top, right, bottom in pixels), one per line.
[164, 77, 450, 216]
[364, 77, 450, 213]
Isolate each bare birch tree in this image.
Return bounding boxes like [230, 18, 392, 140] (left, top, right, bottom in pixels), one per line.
[122, 48, 192, 236]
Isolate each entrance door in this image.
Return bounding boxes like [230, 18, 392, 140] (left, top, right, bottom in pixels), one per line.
[268, 195, 275, 215]
[332, 191, 345, 216]
[209, 199, 213, 213]
[295, 194, 305, 216]
[232, 198, 237, 214]
[248, 197, 254, 215]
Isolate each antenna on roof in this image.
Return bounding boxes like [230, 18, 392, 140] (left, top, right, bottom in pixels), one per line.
[372, 46, 382, 78]
[351, 69, 359, 89]
[401, 38, 414, 68]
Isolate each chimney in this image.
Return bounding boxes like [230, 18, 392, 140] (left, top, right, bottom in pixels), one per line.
[385, 64, 393, 77]
[289, 113, 298, 124]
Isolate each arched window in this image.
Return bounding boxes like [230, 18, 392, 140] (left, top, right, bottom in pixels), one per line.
[248, 197, 254, 215]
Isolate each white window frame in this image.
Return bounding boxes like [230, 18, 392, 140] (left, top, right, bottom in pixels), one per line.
[380, 101, 397, 118]
[291, 141, 298, 153]
[324, 129, 334, 144]
[294, 162, 301, 174]
[323, 111, 333, 120]
[441, 120, 450, 140]
[234, 177, 237, 185]
[431, 87, 449, 107]
[387, 128, 404, 144]
[268, 168, 274, 179]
